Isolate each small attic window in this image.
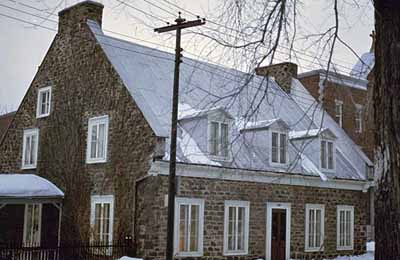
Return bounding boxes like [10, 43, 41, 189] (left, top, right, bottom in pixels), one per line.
[321, 139, 335, 171]
[209, 121, 229, 158]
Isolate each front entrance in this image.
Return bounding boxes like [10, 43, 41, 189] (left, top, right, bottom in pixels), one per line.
[271, 209, 286, 260]
[266, 202, 291, 260]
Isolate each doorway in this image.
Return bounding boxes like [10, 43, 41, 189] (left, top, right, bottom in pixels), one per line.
[266, 202, 291, 260]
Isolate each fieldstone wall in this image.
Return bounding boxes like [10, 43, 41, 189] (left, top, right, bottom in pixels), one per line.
[137, 174, 368, 260]
[0, 1, 160, 243]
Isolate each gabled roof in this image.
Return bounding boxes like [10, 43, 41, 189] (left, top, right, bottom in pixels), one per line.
[289, 128, 336, 140]
[87, 20, 371, 181]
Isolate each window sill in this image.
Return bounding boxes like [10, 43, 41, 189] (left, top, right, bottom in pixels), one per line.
[223, 250, 248, 256]
[86, 158, 107, 164]
[21, 164, 37, 170]
[175, 251, 203, 258]
[209, 154, 231, 162]
[305, 247, 324, 253]
[36, 113, 50, 119]
[337, 246, 354, 251]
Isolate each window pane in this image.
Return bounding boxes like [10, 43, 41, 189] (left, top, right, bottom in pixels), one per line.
[315, 210, 321, 247]
[25, 136, 31, 165]
[102, 204, 110, 243]
[91, 125, 98, 158]
[210, 122, 219, 155]
[31, 135, 37, 165]
[237, 207, 245, 250]
[228, 206, 236, 250]
[328, 142, 334, 169]
[345, 211, 351, 246]
[321, 141, 327, 169]
[271, 132, 278, 163]
[280, 134, 287, 163]
[220, 123, 229, 157]
[190, 205, 199, 251]
[179, 205, 189, 252]
[94, 204, 102, 242]
[309, 209, 314, 248]
[98, 124, 105, 158]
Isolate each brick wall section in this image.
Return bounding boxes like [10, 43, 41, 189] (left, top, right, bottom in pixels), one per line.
[300, 74, 375, 160]
[137, 174, 368, 260]
[0, 2, 161, 242]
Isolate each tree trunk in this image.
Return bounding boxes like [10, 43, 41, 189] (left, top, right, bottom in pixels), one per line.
[374, 1, 400, 259]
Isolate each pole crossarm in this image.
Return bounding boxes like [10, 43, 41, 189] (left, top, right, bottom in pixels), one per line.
[154, 12, 205, 260]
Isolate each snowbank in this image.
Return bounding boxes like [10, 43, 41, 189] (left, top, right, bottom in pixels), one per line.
[117, 257, 143, 260]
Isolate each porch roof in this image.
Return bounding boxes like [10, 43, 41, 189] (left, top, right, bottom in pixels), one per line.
[0, 174, 64, 203]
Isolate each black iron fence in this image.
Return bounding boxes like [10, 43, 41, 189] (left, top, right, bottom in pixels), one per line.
[0, 241, 134, 260]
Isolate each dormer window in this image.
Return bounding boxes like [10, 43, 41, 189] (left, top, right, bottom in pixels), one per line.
[36, 87, 52, 118]
[209, 121, 229, 157]
[321, 140, 334, 170]
[271, 131, 288, 165]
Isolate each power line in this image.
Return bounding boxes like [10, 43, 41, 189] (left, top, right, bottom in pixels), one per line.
[0, 4, 370, 111]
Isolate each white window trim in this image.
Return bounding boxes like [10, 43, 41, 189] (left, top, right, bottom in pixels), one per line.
[355, 104, 363, 133]
[86, 115, 109, 164]
[320, 138, 336, 173]
[335, 99, 343, 127]
[174, 197, 204, 257]
[269, 130, 289, 167]
[90, 195, 115, 244]
[305, 204, 325, 252]
[207, 120, 231, 161]
[22, 128, 39, 170]
[23, 203, 42, 246]
[336, 205, 354, 251]
[223, 200, 250, 256]
[36, 86, 52, 118]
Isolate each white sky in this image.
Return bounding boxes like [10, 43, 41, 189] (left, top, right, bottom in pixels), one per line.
[0, 0, 373, 114]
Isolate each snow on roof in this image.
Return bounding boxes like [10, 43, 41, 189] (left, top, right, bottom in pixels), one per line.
[289, 128, 336, 140]
[0, 174, 64, 198]
[350, 52, 375, 79]
[87, 20, 371, 181]
[240, 118, 284, 132]
[298, 70, 369, 90]
[178, 104, 233, 121]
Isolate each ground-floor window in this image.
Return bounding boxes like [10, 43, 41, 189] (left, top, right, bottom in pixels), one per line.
[305, 204, 325, 252]
[223, 200, 250, 255]
[174, 197, 204, 257]
[90, 195, 114, 244]
[337, 205, 354, 250]
[23, 204, 42, 246]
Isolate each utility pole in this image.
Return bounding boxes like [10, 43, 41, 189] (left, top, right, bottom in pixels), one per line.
[154, 13, 205, 260]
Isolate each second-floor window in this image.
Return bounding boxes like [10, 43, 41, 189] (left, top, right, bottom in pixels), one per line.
[335, 100, 343, 127]
[36, 87, 51, 118]
[209, 121, 229, 157]
[355, 105, 363, 133]
[271, 131, 288, 165]
[87, 116, 109, 163]
[22, 128, 39, 169]
[320, 140, 334, 170]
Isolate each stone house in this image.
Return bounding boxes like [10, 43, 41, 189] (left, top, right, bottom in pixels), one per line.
[0, 1, 374, 260]
[298, 49, 376, 240]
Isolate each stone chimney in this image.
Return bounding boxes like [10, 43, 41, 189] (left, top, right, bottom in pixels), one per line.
[58, 1, 104, 34]
[255, 62, 298, 93]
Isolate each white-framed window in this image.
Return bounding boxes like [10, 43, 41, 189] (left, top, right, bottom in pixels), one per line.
[355, 105, 363, 133]
[320, 140, 335, 171]
[90, 195, 114, 244]
[23, 204, 42, 246]
[22, 128, 39, 169]
[209, 121, 229, 158]
[335, 100, 343, 127]
[223, 200, 250, 256]
[174, 197, 204, 257]
[305, 204, 325, 252]
[86, 115, 109, 164]
[271, 131, 288, 165]
[36, 86, 52, 118]
[337, 205, 354, 251]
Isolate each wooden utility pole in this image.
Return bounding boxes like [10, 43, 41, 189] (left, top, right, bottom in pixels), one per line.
[154, 13, 205, 260]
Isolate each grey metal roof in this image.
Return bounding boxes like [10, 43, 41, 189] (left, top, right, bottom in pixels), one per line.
[87, 20, 370, 181]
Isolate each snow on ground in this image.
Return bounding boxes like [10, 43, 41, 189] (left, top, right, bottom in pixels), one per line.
[117, 257, 143, 260]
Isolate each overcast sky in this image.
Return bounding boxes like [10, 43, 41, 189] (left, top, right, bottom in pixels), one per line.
[0, 0, 373, 114]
